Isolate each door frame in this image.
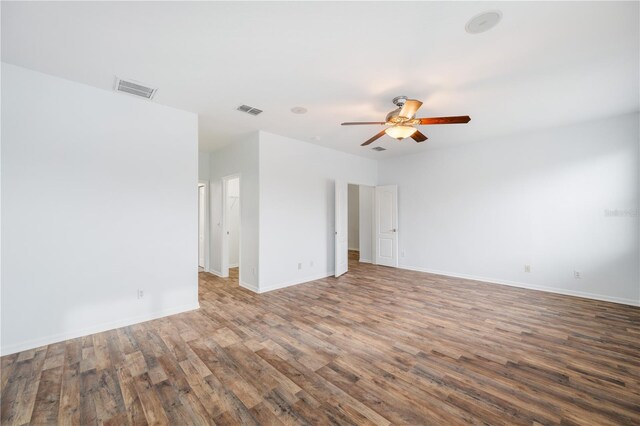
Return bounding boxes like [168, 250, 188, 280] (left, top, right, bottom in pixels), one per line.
[334, 181, 377, 276]
[357, 184, 377, 265]
[335, 181, 348, 277]
[198, 180, 210, 273]
[221, 173, 241, 279]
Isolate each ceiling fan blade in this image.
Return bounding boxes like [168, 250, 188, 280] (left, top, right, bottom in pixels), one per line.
[411, 130, 428, 142]
[361, 129, 387, 146]
[417, 116, 471, 125]
[399, 100, 423, 119]
[341, 121, 387, 126]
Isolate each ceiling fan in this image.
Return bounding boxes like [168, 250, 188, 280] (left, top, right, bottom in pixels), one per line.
[342, 96, 471, 146]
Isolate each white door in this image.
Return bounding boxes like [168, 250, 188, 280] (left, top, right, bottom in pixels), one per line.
[334, 181, 348, 277]
[375, 185, 398, 267]
[198, 185, 205, 267]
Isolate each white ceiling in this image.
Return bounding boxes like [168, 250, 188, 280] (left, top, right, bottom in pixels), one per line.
[2, 1, 638, 159]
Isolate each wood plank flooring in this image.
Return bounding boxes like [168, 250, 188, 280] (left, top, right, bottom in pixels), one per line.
[2, 253, 640, 425]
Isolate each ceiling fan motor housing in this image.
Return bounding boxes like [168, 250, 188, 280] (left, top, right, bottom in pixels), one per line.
[386, 108, 401, 123]
[392, 96, 408, 107]
[386, 96, 420, 124]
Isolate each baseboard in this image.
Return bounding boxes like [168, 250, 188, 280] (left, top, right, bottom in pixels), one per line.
[348, 248, 360, 252]
[359, 258, 372, 263]
[239, 280, 259, 293]
[229, 263, 239, 268]
[208, 269, 223, 277]
[398, 264, 640, 307]
[1, 302, 200, 356]
[253, 271, 335, 294]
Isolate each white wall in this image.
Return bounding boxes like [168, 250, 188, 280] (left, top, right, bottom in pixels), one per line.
[348, 184, 360, 250]
[378, 113, 640, 306]
[359, 185, 375, 263]
[227, 178, 240, 267]
[208, 133, 259, 288]
[1, 64, 199, 355]
[199, 152, 210, 182]
[258, 131, 377, 292]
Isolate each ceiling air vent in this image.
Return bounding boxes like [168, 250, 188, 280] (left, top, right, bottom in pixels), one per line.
[114, 77, 157, 100]
[372, 146, 386, 151]
[237, 104, 263, 116]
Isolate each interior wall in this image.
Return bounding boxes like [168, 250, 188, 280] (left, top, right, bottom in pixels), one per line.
[227, 177, 240, 268]
[378, 113, 640, 306]
[359, 185, 375, 263]
[208, 133, 259, 289]
[198, 151, 210, 182]
[1, 64, 199, 355]
[258, 131, 377, 292]
[348, 184, 360, 251]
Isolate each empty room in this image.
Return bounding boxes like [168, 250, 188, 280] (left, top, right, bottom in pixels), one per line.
[1, 1, 639, 425]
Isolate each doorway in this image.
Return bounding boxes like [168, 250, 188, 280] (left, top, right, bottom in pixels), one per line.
[221, 175, 241, 281]
[348, 184, 360, 262]
[335, 182, 391, 277]
[198, 181, 209, 273]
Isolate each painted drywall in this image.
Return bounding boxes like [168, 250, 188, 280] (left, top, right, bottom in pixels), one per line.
[207, 133, 259, 289]
[199, 152, 210, 181]
[378, 113, 640, 306]
[348, 184, 360, 250]
[1, 64, 199, 355]
[227, 178, 240, 268]
[4, 2, 638, 156]
[258, 131, 377, 292]
[359, 185, 375, 263]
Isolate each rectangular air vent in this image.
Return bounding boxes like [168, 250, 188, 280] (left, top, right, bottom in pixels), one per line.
[114, 77, 157, 100]
[237, 104, 263, 116]
[372, 146, 386, 151]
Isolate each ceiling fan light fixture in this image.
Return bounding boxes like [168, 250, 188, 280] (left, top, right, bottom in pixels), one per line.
[385, 125, 417, 140]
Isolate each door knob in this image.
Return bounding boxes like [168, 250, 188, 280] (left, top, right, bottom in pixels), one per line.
[392, 228, 397, 232]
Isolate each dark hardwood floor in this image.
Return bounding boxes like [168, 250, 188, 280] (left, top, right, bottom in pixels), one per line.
[2, 253, 640, 425]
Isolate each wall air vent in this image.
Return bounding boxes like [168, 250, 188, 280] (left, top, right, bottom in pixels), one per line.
[114, 77, 157, 100]
[237, 105, 263, 116]
[371, 146, 386, 151]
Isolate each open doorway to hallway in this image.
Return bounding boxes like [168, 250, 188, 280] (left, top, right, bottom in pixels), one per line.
[348, 184, 361, 262]
[207, 173, 243, 285]
[335, 182, 376, 277]
[224, 176, 240, 283]
[335, 182, 398, 277]
[198, 182, 207, 273]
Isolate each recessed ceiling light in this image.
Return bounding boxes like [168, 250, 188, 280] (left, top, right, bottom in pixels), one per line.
[310, 136, 321, 141]
[465, 10, 502, 34]
[291, 106, 307, 114]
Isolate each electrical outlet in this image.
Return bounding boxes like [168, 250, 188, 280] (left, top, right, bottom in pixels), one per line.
[137, 289, 144, 299]
[401, 250, 406, 258]
[298, 262, 302, 270]
[574, 270, 581, 279]
[252, 267, 256, 276]
[524, 265, 531, 273]
[310, 260, 314, 267]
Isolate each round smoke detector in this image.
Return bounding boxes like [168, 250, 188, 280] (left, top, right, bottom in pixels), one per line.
[465, 10, 502, 34]
[291, 106, 308, 114]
